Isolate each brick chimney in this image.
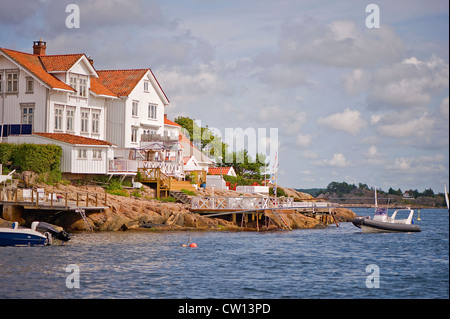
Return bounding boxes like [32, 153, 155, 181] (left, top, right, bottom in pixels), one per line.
[33, 39, 46, 56]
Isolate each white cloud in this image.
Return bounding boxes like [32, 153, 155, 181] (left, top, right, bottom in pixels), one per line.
[317, 108, 367, 135]
[258, 105, 308, 135]
[274, 18, 406, 68]
[374, 112, 435, 140]
[342, 69, 371, 96]
[315, 153, 351, 167]
[387, 154, 446, 174]
[364, 146, 385, 165]
[368, 55, 449, 109]
[295, 134, 312, 147]
[301, 150, 318, 159]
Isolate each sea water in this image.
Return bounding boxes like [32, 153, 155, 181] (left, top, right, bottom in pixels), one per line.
[0, 209, 448, 299]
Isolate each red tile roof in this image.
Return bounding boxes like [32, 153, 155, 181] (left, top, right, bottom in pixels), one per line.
[164, 117, 181, 127]
[34, 132, 114, 146]
[0, 48, 74, 92]
[97, 69, 169, 103]
[90, 78, 117, 98]
[208, 167, 232, 175]
[96, 69, 149, 97]
[39, 54, 84, 72]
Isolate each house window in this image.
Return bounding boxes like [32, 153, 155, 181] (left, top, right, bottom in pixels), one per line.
[131, 127, 138, 143]
[77, 149, 87, 159]
[148, 104, 157, 119]
[144, 81, 149, 92]
[0, 74, 3, 92]
[79, 77, 87, 97]
[54, 105, 64, 131]
[92, 110, 100, 134]
[132, 101, 139, 117]
[7, 71, 19, 93]
[70, 76, 77, 93]
[66, 107, 75, 132]
[81, 109, 89, 133]
[93, 150, 102, 160]
[21, 104, 34, 126]
[26, 77, 34, 93]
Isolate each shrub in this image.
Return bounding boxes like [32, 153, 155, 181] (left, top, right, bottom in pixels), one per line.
[181, 188, 196, 196]
[107, 189, 129, 197]
[0, 143, 62, 173]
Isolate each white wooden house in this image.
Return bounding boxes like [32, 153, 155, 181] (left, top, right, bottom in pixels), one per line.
[0, 40, 179, 177]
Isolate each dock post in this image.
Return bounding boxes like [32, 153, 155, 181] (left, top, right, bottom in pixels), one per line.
[76, 193, 79, 207]
[65, 193, 68, 210]
[86, 193, 89, 207]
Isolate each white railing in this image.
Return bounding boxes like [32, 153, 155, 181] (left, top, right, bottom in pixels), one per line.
[108, 160, 184, 178]
[191, 196, 294, 210]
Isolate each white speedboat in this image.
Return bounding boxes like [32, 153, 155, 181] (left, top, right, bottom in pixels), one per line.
[0, 221, 70, 247]
[352, 208, 421, 233]
[352, 188, 421, 233]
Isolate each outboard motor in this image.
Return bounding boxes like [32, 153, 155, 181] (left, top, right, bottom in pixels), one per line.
[35, 222, 71, 242]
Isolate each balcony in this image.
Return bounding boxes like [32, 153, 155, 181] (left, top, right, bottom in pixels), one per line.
[108, 160, 184, 179]
[141, 133, 178, 142]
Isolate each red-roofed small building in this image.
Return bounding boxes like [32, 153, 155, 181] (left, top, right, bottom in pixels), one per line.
[208, 166, 237, 177]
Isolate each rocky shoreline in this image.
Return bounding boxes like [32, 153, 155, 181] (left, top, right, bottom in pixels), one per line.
[1, 182, 357, 232]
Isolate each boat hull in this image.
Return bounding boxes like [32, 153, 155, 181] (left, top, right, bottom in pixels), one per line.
[0, 229, 48, 247]
[352, 217, 421, 233]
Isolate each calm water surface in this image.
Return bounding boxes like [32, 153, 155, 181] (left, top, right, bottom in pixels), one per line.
[0, 209, 448, 299]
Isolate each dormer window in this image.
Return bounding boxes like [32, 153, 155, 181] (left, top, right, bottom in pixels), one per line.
[70, 76, 77, 93]
[69, 74, 88, 97]
[79, 77, 87, 97]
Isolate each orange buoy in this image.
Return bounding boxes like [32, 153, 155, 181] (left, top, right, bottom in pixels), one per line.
[189, 243, 197, 248]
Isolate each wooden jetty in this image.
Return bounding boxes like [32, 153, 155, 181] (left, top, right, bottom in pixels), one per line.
[190, 196, 345, 230]
[1, 187, 108, 225]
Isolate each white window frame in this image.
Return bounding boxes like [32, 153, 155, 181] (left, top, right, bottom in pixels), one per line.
[92, 149, 103, 160]
[26, 77, 34, 93]
[66, 107, 75, 132]
[131, 127, 138, 143]
[79, 76, 87, 97]
[148, 104, 157, 120]
[132, 100, 139, 117]
[6, 71, 19, 93]
[70, 76, 77, 94]
[54, 105, 64, 131]
[81, 108, 90, 133]
[20, 104, 34, 127]
[92, 110, 100, 134]
[144, 81, 149, 92]
[77, 149, 87, 159]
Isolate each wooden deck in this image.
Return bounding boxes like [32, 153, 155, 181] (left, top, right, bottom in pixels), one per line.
[1, 187, 109, 211]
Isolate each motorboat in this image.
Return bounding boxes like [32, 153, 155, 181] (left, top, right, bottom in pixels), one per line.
[0, 221, 71, 247]
[352, 187, 421, 233]
[352, 208, 421, 233]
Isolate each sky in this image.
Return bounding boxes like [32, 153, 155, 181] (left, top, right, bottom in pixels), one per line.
[0, 0, 448, 192]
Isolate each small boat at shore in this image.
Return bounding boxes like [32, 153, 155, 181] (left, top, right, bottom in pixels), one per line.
[352, 208, 421, 233]
[0, 221, 70, 247]
[352, 188, 421, 233]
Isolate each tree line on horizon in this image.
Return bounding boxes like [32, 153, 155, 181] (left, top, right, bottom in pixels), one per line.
[297, 181, 445, 199]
